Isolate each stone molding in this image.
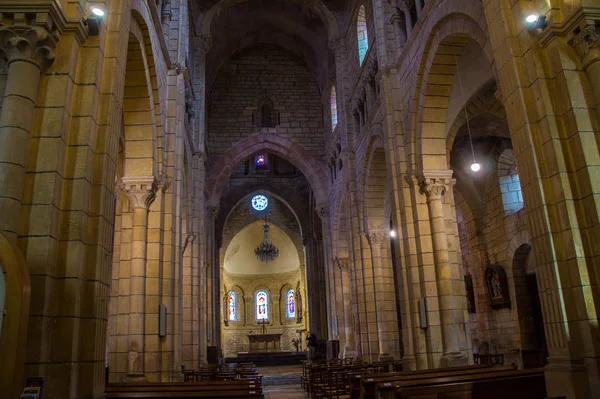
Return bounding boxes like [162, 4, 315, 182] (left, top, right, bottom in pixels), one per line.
[571, 24, 599, 67]
[418, 170, 455, 199]
[208, 206, 220, 220]
[122, 177, 158, 210]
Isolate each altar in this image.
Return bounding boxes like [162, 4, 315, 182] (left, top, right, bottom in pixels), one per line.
[248, 333, 282, 352]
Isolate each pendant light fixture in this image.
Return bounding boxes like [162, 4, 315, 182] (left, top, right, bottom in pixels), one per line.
[453, 49, 480, 173]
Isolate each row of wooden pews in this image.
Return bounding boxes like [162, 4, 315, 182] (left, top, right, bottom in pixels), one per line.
[353, 363, 546, 399]
[105, 363, 264, 398]
[302, 358, 402, 398]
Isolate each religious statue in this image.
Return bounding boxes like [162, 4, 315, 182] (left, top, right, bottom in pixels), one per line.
[485, 264, 511, 309]
[296, 282, 303, 323]
[127, 349, 139, 375]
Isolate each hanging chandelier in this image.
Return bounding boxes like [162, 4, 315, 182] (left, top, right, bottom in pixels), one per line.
[255, 222, 279, 262]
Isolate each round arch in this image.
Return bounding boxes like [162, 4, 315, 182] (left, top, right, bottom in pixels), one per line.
[361, 135, 389, 234]
[206, 134, 328, 207]
[407, 5, 494, 171]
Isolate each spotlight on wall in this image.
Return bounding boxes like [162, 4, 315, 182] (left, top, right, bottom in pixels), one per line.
[85, 5, 107, 36]
[390, 230, 396, 238]
[524, 13, 547, 31]
[471, 162, 481, 172]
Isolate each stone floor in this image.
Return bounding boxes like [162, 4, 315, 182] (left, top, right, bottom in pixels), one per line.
[259, 365, 308, 398]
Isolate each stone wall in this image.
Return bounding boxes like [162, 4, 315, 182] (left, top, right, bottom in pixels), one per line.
[207, 45, 325, 156]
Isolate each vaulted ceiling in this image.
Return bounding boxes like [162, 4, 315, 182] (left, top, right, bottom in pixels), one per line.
[192, 0, 348, 91]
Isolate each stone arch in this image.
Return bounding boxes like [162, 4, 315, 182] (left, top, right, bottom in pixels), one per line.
[206, 134, 328, 207]
[227, 285, 245, 325]
[122, 16, 160, 179]
[253, 287, 272, 323]
[199, 0, 340, 40]
[409, 6, 494, 170]
[0, 233, 30, 398]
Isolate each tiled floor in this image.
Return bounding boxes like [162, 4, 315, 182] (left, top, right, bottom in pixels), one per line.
[260, 365, 308, 398]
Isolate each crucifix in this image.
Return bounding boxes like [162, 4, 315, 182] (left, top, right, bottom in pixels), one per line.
[260, 318, 267, 335]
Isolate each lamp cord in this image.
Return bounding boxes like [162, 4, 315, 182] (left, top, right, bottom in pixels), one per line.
[453, 49, 477, 165]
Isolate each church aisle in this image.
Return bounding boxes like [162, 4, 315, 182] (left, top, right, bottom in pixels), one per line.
[260, 365, 307, 398]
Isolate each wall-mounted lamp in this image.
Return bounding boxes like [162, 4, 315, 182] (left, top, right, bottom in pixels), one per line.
[390, 230, 396, 238]
[85, 5, 107, 36]
[525, 14, 547, 31]
[471, 162, 481, 172]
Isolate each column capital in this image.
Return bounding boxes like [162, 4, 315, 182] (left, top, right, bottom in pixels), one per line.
[397, 0, 414, 12]
[367, 231, 385, 249]
[328, 36, 342, 51]
[122, 177, 158, 210]
[316, 204, 329, 220]
[208, 205, 219, 220]
[0, 8, 62, 70]
[333, 257, 349, 271]
[571, 24, 599, 68]
[418, 170, 455, 199]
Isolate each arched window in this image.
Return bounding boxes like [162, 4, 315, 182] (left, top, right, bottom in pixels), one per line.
[331, 86, 338, 130]
[357, 6, 369, 65]
[286, 289, 295, 318]
[256, 291, 269, 320]
[498, 149, 524, 215]
[228, 292, 236, 321]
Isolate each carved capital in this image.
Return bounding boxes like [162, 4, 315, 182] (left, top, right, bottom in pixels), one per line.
[397, 0, 414, 12]
[122, 177, 158, 210]
[367, 231, 385, 248]
[571, 24, 600, 68]
[0, 11, 60, 70]
[418, 170, 455, 200]
[317, 205, 329, 220]
[328, 36, 342, 52]
[208, 206, 219, 220]
[198, 35, 212, 55]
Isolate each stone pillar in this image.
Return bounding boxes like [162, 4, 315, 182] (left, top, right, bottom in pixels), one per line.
[571, 24, 600, 123]
[0, 17, 58, 243]
[367, 231, 392, 360]
[419, 171, 468, 366]
[338, 258, 356, 359]
[317, 205, 336, 344]
[398, 1, 413, 36]
[122, 177, 158, 381]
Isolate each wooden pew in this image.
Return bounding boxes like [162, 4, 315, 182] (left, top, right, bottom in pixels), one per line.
[350, 365, 490, 399]
[367, 365, 515, 399]
[105, 380, 263, 399]
[384, 368, 545, 399]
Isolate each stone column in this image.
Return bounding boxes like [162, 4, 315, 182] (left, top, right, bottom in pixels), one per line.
[419, 171, 467, 366]
[122, 177, 158, 381]
[368, 231, 392, 360]
[398, 1, 413, 36]
[317, 205, 336, 344]
[338, 258, 356, 359]
[207, 206, 219, 350]
[571, 24, 600, 122]
[0, 17, 58, 243]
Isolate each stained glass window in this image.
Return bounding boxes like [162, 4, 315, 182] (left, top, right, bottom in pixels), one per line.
[256, 291, 268, 320]
[255, 154, 266, 166]
[228, 292, 236, 321]
[251, 194, 269, 211]
[331, 86, 338, 130]
[287, 289, 295, 318]
[357, 6, 369, 65]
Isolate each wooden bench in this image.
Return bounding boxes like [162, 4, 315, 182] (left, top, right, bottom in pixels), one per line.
[350, 364, 490, 399]
[105, 381, 263, 399]
[369, 365, 516, 399]
[386, 368, 545, 399]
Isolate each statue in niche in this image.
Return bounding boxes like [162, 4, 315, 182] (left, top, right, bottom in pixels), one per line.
[128, 349, 139, 375]
[485, 263, 511, 309]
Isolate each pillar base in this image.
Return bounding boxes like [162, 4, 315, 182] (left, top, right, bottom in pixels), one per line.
[545, 356, 594, 399]
[343, 345, 355, 360]
[441, 352, 468, 368]
[401, 355, 416, 371]
[122, 373, 148, 382]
